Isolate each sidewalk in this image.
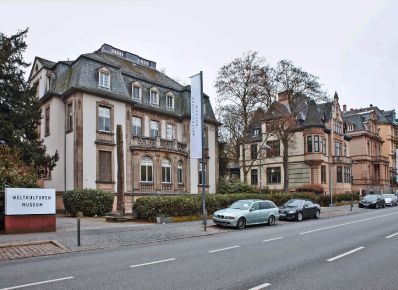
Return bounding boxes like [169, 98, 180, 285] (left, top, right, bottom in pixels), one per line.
[0, 204, 361, 261]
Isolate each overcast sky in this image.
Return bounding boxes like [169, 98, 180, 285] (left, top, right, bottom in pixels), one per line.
[1, 0, 397, 113]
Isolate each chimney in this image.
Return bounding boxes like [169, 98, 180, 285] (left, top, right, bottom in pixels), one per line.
[343, 104, 347, 112]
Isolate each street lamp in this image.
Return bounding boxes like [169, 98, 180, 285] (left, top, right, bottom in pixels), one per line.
[258, 144, 271, 193]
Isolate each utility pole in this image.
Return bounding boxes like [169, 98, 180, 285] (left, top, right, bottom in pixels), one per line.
[116, 124, 125, 216]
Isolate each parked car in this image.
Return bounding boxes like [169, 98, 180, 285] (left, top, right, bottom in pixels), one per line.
[382, 194, 398, 206]
[212, 199, 279, 229]
[279, 199, 321, 221]
[358, 194, 385, 208]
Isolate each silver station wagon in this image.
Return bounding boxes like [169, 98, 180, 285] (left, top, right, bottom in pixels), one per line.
[212, 199, 280, 229]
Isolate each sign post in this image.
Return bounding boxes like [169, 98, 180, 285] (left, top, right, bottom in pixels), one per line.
[190, 72, 207, 231]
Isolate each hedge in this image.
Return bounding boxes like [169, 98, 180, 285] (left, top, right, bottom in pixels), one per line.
[133, 192, 360, 221]
[63, 189, 114, 217]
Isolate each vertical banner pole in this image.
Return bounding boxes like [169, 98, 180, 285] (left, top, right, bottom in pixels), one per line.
[200, 71, 207, 231]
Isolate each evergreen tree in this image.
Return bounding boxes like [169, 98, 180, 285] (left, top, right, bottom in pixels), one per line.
[0, 28, 58, 178]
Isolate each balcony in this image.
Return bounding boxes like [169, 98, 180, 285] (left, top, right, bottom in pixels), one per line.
[131, 136, 188, 156]
[371, 156, 388, 164]
[304, 153, 324, 164]
[331, 155, 351, 164]
[352, 178, 390, 186]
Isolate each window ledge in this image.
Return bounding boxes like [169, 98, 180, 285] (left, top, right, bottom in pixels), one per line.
[95, 180, 115, 184]
[66, 129, 73, 134]
[96, 130, 114, 136]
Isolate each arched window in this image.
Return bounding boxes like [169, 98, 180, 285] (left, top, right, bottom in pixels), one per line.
[141, 157, 153, 182]
[177, 161, 183, 184]
[162, 159, 171, 183]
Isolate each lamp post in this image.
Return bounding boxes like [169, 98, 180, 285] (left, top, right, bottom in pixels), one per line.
[259, 144, 271, 193]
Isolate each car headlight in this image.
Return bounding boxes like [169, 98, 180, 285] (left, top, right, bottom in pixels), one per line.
[224, 216, 235, 220]
[288, 210, 296, 214]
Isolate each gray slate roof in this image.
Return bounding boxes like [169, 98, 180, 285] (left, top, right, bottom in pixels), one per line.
[342, 106, 397, 131]
[33, 45, 217, 123]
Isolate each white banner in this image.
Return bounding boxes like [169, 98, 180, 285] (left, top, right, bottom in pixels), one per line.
[5, 188, 56, 215]
[190, 72, 203, 159]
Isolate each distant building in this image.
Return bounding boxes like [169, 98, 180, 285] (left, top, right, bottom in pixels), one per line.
[29, 44, 219, 212]
[343, 105, 398, 194]
[241, 92, 352, 195]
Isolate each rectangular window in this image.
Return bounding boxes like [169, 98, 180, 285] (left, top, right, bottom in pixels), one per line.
[321, 165, 326, 184]
[150, 120, 159, 137]
[177, 163, 183, 184]
[150, 90, 159, 105]
[267, 167, 281, 184]
[250, 144, 258, 160]
[166, 95, 174, 109]
[45, 106, 50, 136]
[251, 169, 258, 185]
[322, 137, 327, 155]
[132, 85, 141, 101]
[337, 166, 343, 183]
[344, 167, 351, 183]
[266, 140, 280, 157]
[343, 144, 347, 156]
[314, 135, 319, 152]
[99, 71, 110, 88]
[132, 116, 142, 136]
[141, 161, 153, 182]
[98, 106, 111, 132]
[66, 103, 73, 131]
[199, 163, 207, 185]
[307, 136, 313, 153]
[98, 150, 112, 182]
[162, 167, 171, 183]
[252, 128, 260, 137]
[166, 123, 174, 140]
[335, 141, 342, 156]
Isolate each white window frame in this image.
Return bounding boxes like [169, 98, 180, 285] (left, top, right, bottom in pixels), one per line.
[132, 116, 142, 136]
[98, 69, 111, 89]
[150, 120, 160, 137]
[177, 161, 183, 184]
[98, 106, 111, 132]
[161, 159, 172, 183]
[166, 92, 174, 109]
[140, 157, 153, 182]
[132, 82, 142, 101]
[150, 88, 159, 105]
[166, 123, 175, 140]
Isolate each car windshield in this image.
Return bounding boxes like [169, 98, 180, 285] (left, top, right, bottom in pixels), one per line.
[284, 199, 303, 207]
[364, 195, 377, 201]
[230, 201, 252, 210]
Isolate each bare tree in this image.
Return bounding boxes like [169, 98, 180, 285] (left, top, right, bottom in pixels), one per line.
[215, 51, 274, 183]
[269, 60, 326, 192]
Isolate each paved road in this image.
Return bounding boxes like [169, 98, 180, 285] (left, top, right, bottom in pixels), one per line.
[1, 206, 398, 290]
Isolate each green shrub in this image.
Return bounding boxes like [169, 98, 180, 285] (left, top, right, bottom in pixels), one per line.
[217, 179, 258, 194]
[133, 192, 330, 221]
[63, 189, 114, 217]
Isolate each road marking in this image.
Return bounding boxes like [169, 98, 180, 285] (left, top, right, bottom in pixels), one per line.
[300, 212, 398, 235]
[386, 232, 398, 239]
[327, 247, 365, 262]
[262, 237, 283, 243]
[0, 276, 74, 290]
[130, 258, 176, 268]
[209, 246, 240, 253]
[248, 282, 272, 290]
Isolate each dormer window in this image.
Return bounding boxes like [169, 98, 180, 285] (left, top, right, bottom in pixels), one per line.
[132, 82, 142, 101]
[166, 93, 174, 109]
[99, 69, 110, 89]
[348, 124, 355, 132]
[252, 128, 260, 137]
[150, 88, 159, 105]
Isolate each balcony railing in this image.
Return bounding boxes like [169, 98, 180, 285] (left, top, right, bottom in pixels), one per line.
[131, 136, 188, 155]
[161, 183, 173, 191]
[331, 155, 351, 164]
[140, 183, 154, 192]
[371, 156, 388, 163]
[352, 155, 389, 163]
[352, 178, 390, 186]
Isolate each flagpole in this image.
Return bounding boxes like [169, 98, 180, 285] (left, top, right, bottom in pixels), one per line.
[200, 71, 207, 231]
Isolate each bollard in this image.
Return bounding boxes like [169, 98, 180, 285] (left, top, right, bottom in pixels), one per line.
[350, 197, 353, 212]
[77, 217, 81, 247]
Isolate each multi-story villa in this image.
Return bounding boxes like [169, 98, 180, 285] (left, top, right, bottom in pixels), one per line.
[29, 44, 219, 211]
[242, 92, 352, 195]
[343, 105, 397, 194]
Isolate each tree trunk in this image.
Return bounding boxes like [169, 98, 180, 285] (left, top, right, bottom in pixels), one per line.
[242, 141, 248, 184]
[283, 139, 289, 193]
[116, 124, 125, 215]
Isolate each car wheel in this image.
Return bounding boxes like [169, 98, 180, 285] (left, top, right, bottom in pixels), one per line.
[382, 203, 385, 208]
[297, 212, 303, 222]
[314, 210, 320, 219]
[376, 203, 379, 209]
[267, 215, 275, 226]
[236, 217, 246, 229]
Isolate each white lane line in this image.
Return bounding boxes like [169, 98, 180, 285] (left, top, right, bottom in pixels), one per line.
[0, 276, 74, 290]
[300, 211, 398, 235]
[248, 282, 272, 290]
[209, 245, 240, 253]
[262, 237, 283, 243]
[327, 247, 365, 262]
[130, 258, 176, 268]
[386, 232, 398, 239]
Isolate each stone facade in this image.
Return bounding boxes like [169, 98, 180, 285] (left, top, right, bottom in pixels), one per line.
[29, 44, 219, 211]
